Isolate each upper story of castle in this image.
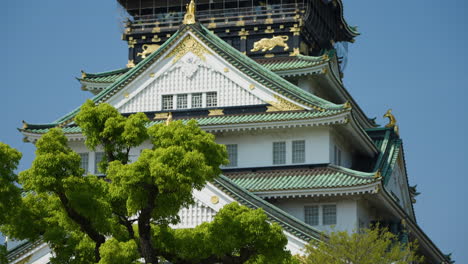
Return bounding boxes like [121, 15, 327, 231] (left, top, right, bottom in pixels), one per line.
[119, 0, 358, 67]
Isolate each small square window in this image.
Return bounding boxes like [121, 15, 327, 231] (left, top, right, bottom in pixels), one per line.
[79, 153, 89, 174]
[162, 95, 174, 110]
[292, 140, 305, 164]
[304, 206, 319, 226]
[177, 94, 188, 109]
[192, 93, 202, 108]
[273, 142, 286, 165]
[95, 152, 105, 174]
[206, 92, 217, 107]
[322, 205, 337, 225]
[225, 144, 238, 167]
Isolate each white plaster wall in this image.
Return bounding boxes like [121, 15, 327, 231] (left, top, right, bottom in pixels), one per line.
[216, 126, 331, 168]
[272, 198, 358, 233]
[68, 126, 332, 172]
[329, 130, 353, 168]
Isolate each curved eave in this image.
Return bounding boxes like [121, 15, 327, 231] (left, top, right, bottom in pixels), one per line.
[335, 0, 360, 38]
[253, 181, 380, 199]
[21, 109, 351, 142]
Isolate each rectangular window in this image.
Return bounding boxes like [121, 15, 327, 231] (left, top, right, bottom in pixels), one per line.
[177, 94, 188, 109]
[206, 92, 217, 107]
[162, 95, 173, 110]
[273, 142, 286, 165]
[225, 144, 238, 167]
[79, 153, 89, 174]
[94, 152, 105, 174]
[191, 93, 202, 108]
[322, 205, 337, 225]
[292, 140, 305, 164]
[304, 206, 319, 226]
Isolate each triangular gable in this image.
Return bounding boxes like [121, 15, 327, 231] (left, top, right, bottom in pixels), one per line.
[112, 37, 267, 113]
[52, 23, 346, 126]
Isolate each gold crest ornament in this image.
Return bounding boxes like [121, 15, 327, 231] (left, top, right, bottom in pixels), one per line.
[137, 44, 160, 59]
[383, 109, 399, 134]
[183, 0, 196, 25]
[251, 36, 289, 52]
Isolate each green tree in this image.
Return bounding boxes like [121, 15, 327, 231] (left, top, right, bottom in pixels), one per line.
[297, 226, 423, 264]
[0, 100, 294, 264]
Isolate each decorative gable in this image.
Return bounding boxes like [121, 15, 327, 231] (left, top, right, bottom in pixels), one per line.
[104, 32, 313, 114]
[118, 53, 265, 113]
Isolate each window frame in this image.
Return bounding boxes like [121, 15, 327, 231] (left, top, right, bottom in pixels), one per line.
[322, 204, 337, 226]
[225, 144, 238, 167]
[176, 94, 188, 109]
[78, 153, 89, 174]
[162, 94, 174, 110]
[206, 92, 218, 107]
[292, 140, 306, 164]
[304, 205, 319, 226]
[94, 152, 105, 175]
[273, 141, 286, 165]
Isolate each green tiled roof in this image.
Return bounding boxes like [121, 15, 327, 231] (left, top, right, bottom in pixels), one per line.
[80, 68, 130, 83]
[255, 51, 334, 72]
[366, 127, 402, 182]
[225, 166, 378, 192]
[23, 109, 347, 134]
[50, 23, 346, 126]
[80, 52, 333, 84]
[213, 175, 322, 241]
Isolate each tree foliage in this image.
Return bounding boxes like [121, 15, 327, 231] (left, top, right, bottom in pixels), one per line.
[297, 226, 424, 264]
[0, 100, 295, 264]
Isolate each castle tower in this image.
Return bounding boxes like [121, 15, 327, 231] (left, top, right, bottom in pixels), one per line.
[119, 0, 358, 65]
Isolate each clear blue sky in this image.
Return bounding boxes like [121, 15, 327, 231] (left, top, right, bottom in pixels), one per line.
[2, 0, 467, 262]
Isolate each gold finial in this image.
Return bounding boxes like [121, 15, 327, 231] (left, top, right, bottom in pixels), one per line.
[126, 60, 136, 68]
[383, 109, 396, 128]
[22, 120, 29, 129]
[374, 171, 382, 179]
[343, 101, 352, 109]
[165, 112, 173, 125]
[384, 109, 399, 135]
[81, 70, 87, 79]
[183, 0, 196, 25]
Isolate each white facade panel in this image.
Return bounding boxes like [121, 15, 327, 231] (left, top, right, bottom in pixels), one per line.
[118, 55, 265, 114]
[272, 198, 358, 233]
[216, 126, 331, 168]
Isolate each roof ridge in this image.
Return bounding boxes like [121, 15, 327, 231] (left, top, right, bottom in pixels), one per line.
[326, 165, 377, 179]
[84, 67, 130, 77]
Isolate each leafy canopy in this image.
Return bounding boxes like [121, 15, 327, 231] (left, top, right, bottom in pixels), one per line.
[1, 100, 295, 264]
[297, 226, 424, 264]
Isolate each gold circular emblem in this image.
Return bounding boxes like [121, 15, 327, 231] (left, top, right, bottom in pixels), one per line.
[211, 196, 219, 204]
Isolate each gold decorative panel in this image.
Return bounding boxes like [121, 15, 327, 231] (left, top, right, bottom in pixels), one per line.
[166, 35, 211, 63]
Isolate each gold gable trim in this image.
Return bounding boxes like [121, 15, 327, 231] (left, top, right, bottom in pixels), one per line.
[267, 95, 304, 112]
[165, 35, 211, 64]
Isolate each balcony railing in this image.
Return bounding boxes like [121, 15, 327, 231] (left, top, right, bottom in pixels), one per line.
[126, 3, 305, 32]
